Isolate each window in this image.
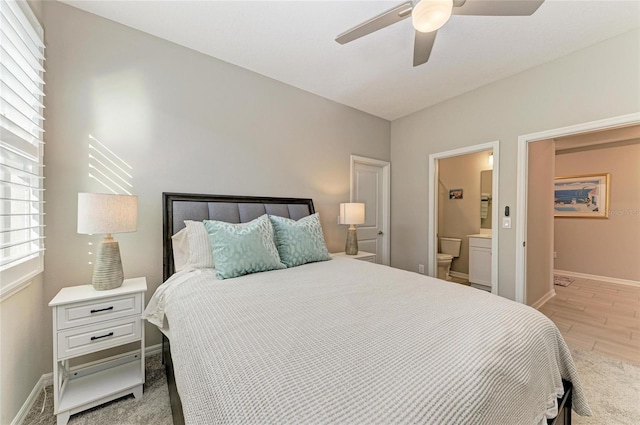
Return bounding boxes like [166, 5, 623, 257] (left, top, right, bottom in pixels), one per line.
[0, 0, 45, 300]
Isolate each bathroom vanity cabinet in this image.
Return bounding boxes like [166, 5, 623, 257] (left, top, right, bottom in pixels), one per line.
[468, 235, 491, 290]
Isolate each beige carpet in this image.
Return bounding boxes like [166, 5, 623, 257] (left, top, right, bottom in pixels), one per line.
[23, 353, 172, 425]
[23, 347, 639, 424]
[571, 347, 640, 425]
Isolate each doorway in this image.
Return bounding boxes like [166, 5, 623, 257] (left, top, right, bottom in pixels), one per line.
[515, 112, 640, 304]
[350, 155, 390, 265]
[427, 141, 500, 295]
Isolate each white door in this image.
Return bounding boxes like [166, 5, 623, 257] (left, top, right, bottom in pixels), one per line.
[351, 156, 390, 265]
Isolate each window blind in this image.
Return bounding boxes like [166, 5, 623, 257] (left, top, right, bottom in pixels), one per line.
[0, 0, 45, 299]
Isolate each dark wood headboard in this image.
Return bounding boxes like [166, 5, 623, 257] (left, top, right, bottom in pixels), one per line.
[162, 193, 315, 281]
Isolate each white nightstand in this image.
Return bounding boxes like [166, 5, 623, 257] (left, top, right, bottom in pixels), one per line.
[331, 251, 376, 263]
[49, 277, 147, 425]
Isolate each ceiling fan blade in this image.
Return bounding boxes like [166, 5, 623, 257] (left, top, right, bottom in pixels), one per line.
[336, 1, 413, 44]
[413, 30, 437, 66]
[453, 0, 545, 16]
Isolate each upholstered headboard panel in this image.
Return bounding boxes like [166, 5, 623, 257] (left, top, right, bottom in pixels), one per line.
[163, 193, 315, 281]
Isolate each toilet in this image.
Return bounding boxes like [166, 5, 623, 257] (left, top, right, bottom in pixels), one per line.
[437, 237, 462, 281]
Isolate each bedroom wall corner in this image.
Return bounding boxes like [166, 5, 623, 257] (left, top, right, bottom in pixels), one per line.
[40, 0, 390, 364]
[389, 28, 640, 300]
[0, 275, 49, 425]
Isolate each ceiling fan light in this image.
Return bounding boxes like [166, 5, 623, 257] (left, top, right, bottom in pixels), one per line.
[412, 0, 453, 33]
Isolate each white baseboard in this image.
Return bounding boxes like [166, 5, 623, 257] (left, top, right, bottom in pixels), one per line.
[531, 289, 556, 310]
[449, 271, 469, 280]
[146, 343, 162, 356]
[11, 343, 162, 425]
[554, 269, 640, 288]
[10, 373, 50, 425]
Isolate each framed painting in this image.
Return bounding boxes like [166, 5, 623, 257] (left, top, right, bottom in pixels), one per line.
[449, 189, 463, 199]
[554, 173, 610, 218]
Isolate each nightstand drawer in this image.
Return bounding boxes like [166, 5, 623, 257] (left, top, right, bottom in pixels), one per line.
[56, 293, 143, 330]
[57, 316, 142, 360]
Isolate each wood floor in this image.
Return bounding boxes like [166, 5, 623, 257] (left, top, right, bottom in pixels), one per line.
[539, 276, 640, 365]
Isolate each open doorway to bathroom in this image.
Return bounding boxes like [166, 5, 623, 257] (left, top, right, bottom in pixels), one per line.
[428, 141, 500, 295]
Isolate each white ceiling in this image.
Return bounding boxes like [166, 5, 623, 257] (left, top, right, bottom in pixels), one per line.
[60, 0, 640, 121]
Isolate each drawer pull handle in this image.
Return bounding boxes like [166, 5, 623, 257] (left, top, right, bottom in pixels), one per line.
[90, 332, 114, 341]
[90, 306, 114, 314]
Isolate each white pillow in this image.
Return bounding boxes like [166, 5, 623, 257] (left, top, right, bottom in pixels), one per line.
[171, 228, 189, 272]
[184, 220, 215, 268]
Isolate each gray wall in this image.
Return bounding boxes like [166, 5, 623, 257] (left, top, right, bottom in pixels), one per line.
[0, 277, 48, 425]
[1, 1, 390, 422]
[42, 0, 389, 350]
[390, 29, 640, 300]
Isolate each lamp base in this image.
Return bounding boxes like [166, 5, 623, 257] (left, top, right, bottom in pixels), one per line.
[93, 235, 124, 290]
[345, 226, 359, 255]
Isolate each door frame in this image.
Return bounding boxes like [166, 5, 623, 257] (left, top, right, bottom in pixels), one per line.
[515, 112, 640, 303]
[428, 141, 500, 295]
[350, 155, 391, 265]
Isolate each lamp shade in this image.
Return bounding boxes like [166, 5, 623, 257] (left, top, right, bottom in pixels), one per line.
[77, 193, 138, 235]
[412, 0, 453, 33]
[339, 203, 365, 225]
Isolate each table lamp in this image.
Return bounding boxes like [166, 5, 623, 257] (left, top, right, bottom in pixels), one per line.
[339, 202, 365, 255]
[77, 193, 138, 290]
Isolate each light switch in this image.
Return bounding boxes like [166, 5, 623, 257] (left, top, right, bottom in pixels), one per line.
[502, 217, 512, 229]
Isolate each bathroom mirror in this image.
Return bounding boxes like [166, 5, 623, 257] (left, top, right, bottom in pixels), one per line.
[480, 170, 492, 229]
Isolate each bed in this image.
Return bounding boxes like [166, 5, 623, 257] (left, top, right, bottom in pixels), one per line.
[145, 192, 590, 425]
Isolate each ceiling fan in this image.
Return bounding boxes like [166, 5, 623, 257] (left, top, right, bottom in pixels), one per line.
[336, 0, 546, 66]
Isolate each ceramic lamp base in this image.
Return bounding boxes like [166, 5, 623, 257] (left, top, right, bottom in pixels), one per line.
[345, 226, 359, 255]
[93, 235, 124, 290]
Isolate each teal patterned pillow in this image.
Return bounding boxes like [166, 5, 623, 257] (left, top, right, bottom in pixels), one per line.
[204, 215, 285, 279]
[269, 213, 331, 268]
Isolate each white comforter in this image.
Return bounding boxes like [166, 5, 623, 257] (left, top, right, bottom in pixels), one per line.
[144, 258, 591, 424]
